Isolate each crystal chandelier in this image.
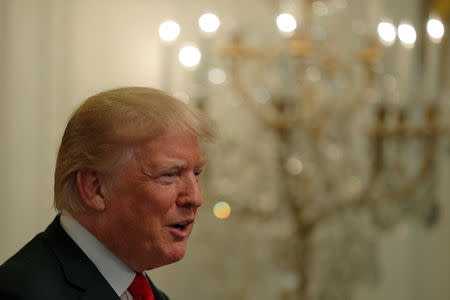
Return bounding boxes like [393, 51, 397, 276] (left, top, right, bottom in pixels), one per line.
[157, 1, 449, 299]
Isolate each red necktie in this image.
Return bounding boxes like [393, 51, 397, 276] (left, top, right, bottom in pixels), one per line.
[128, 273, 155, 300]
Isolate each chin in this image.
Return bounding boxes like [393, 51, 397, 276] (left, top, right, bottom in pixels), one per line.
[151, 243, 186, 268]
[170, 246, 187, 262]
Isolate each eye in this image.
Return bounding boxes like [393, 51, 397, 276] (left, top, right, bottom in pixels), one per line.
[194, 168, 203, 178]
[162, 172, 176, 178]
[156, 171, 179, 184]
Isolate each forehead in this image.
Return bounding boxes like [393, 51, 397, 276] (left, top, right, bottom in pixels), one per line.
[134, 130, 205, 167]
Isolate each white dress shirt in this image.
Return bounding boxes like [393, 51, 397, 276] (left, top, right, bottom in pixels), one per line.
[60, 212, 136, 300]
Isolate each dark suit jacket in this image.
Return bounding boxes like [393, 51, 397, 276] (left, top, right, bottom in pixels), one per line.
[0, 216, 169, 300]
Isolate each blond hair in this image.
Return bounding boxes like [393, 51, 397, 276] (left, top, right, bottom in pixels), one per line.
[54, 87, 215, 212]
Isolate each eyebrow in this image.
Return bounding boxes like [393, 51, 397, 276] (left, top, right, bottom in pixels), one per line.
[143, 155, 208, 176]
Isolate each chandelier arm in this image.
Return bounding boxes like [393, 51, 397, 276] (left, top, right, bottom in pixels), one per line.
[299, 99, 371, 222]
[303, 123, 442, 229]
[376, 104, 445, 201]
[348, 123, 387, 207]
[377, 135, 437, 202]
[301, 125, 385, 227]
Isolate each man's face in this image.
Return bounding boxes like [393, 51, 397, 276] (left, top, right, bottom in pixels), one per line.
[100, 129, 205, 271]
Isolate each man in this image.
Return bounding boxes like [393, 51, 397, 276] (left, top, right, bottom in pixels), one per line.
[0, 87, 215, 299]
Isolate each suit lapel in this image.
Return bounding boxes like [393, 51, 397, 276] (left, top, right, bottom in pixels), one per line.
[146, 273, 168, 300]
[43, 216, 120, 300]
[79, 284, 120, 300]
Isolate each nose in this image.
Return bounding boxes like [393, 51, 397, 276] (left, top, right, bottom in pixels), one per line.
[176, 172, 203, 208]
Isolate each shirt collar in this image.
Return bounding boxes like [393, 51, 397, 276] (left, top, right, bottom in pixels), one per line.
[60, 212, 135, 297]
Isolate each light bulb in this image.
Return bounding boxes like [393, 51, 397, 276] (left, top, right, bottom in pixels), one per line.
[199, 13, 221, 33]
[158, 20, 180, 42]
[178, 45, 201, 68]
[398, 23, 416, 48]
[427, 18, 445, 42]
[276, 13, 297, 33]
[377, 21, 396, 46]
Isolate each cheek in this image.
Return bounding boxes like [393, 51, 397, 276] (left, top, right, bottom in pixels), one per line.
[144, 185, 178, 209]
[127, 193, 175, 228]
[109, 182, 179, 223]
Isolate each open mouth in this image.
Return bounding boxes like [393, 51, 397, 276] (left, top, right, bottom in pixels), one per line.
[167, 218, 194, 237]
[170, 222, 189, 230]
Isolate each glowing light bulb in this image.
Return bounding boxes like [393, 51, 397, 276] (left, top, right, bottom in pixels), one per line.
[178, 45, 201, 68]
[377, 21, 396, 46]
[276, 13, 297, 33]
[398, 23, 416, 48]
[199, 13, 221, 33]
[213, 201, 231, 219]
[158, 20, 180, 42]
[427, 18, 445, 43]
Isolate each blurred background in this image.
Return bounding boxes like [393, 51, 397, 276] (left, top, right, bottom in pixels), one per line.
[0, 0, 449, 299]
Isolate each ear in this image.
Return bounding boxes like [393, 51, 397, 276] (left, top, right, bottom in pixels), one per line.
[76, 170, 106, 212]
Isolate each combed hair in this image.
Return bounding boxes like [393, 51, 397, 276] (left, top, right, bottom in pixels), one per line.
[54, 87, 215, 212]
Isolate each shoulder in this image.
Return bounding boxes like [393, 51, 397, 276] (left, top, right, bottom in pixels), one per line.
[0, 232, 77, 299]
[0, 232, 52, 275]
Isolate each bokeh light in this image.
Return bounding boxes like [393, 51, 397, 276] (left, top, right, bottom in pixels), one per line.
[276, 13, 297, 33]
[213, 201, 231, 219]
[252, 87, 271, 103]
[285, 157, 303, 175]
[208, 68, 226, 84]
[305, 66, 321, 82]
[158, 20, 180, 42]
[427, 18, 445, 42]
[377, 21, 396, 46]
[178, 45, 201, 68]
[199, 13, 221, 33]
[398, 23, 416, 48]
